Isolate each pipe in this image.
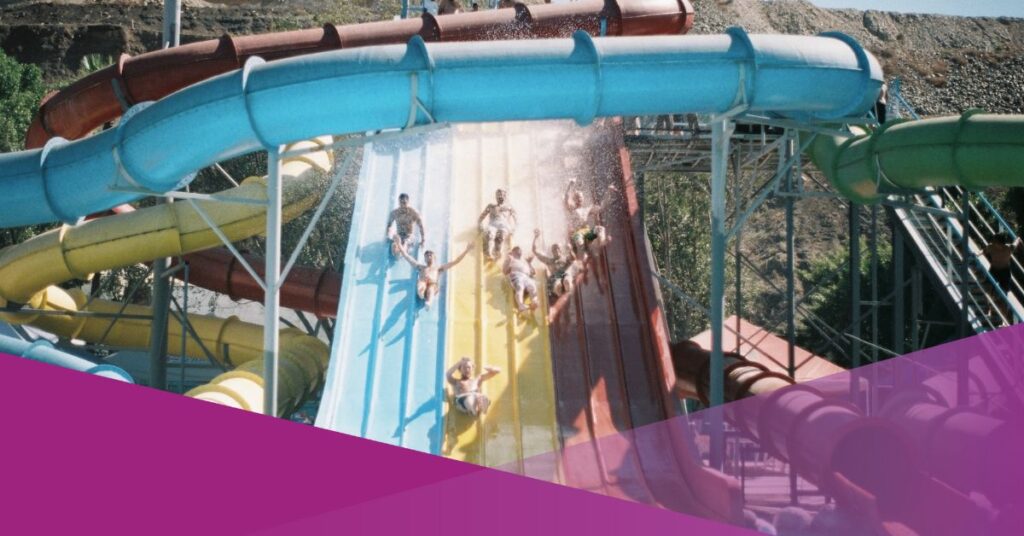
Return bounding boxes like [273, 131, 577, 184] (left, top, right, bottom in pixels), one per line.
[25, 0, 695, 148]
[0, 138, 333, 415]
[0, 29, 882, 228]
[2, 286, 326, 416]
[0, 333, 133, 383]
[173, 249, 342, 319]
[808, 111, 1024, 204]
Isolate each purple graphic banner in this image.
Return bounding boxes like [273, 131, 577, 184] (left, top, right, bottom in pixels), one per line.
[0, 352, 750, 535]
[500, 324, 1024, 535]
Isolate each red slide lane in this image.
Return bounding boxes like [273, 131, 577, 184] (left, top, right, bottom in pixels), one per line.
[26, 0, 695, 148]
[548, 120, 741, 522]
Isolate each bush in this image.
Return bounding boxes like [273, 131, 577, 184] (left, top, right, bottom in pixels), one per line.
[0, 49, 45, 153]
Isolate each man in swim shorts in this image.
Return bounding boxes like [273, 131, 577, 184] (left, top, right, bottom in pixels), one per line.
[503, 245, 539, 313]
[564, 178, 617, 263]
[478, 188, 518, 261]
[386, 193, 426, 256]
[395, 239, 473, 307]
[447, 357, 501, 416]
[532, 229, 578, 299]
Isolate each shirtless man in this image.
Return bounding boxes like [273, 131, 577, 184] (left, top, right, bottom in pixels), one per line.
[565, 178, 617, 263]
[504, 245, 539, 313]
[532, 229, 577, 298]
[478, 188, 518, 261]
[396, 240, 473, 307]
[386, 193, 426, 256]
[983, 232, 1021, 295]
[447, 357, 500, 416]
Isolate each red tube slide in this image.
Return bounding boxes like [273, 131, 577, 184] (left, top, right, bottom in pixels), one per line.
[25, 0, 694, 148]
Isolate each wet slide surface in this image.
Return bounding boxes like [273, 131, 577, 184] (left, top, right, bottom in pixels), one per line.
[316, 130, 453, 453]
[444, 124, 561, 479]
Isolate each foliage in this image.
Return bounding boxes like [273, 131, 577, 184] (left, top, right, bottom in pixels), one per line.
[0, 48, 45, 153]
[796, 236, 955, 367]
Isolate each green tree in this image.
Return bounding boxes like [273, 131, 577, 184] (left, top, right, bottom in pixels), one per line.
[0, 49, 45, 153]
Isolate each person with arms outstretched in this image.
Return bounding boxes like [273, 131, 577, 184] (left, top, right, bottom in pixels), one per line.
[564, 178, 617, 263]
[532, 229, 578, 299]
[386, 193, 426, 256]
[395, 239, 472, 307]
[504, 245, 540, 313]
[447, 357, 500, 416]
[478, 188, 518, 261]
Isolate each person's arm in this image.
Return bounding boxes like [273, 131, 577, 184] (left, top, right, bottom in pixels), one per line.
[413, 209, 426, 242]
[564, 179, 576, 210]
[509, 207, 518, 228]
[478, 205, 491, 225]
[396, 240, 424, 269]
[531, 230, 552, 265]
[478, 366, 501, 385]
[440, 243, 474, 271]
[385, 209, 396, 238]
[446, 360, 464, 387]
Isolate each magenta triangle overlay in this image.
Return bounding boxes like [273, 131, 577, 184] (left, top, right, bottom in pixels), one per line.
[0, 354, 753, 535]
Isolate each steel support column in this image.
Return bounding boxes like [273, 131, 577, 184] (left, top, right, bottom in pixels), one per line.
[957, 190, 970, 406]
[263, 148, 283, 416]
[784, 133, 798, 505]
[893, 221, 905, 355]
[849, 202, 862, 405]
[709, 118, 733, 470]
[162, 0, 181, 49]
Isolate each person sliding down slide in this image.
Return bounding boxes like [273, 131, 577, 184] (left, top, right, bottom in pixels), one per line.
[478, 188, 518, 261]
[532, 229, 578, 299]
[447, 357, 500, 417]
[564, 179, 617, 264]
[395, 239, 473, 307]
[504, 246, 540, 314]
[386, 193, 426, 257]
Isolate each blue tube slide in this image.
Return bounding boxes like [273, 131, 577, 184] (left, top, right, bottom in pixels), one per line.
[315, 130, 452, 453]
[0, 333, 133, 382]
[0, 28, 881, 228]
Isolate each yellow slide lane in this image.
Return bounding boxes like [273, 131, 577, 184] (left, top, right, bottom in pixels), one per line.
[0, 138, 333, 416]
[444, 124, 560, 478]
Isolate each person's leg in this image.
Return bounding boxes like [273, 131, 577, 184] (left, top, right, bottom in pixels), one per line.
[478, 394, 491, 414]
[527, 280, 539, 310]
[416, 280, 428, 301]
[484, 227, 497, 260]
[509, 275, 527, 311]
[493, 229, 505, 258]
[424, 283, 438, 307]
[561, 273, 574, 294]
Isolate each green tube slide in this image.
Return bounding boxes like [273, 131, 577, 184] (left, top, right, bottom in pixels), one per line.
[808, 111, 1024, 204]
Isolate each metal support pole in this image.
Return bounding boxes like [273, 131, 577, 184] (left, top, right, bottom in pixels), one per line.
[849, 203, 862, 405]
[957, 190, 970, 406]
[733, 149, 742, 352]
[870, 205, 879, 364]
[709, 118, 733, 471]
[783, 134, 798, 505]
[893, 223, 905, 355]
[149, 0, 181, 389]
[148, 258, 170, 390]
[162, 0, 181, 49]
[911, 267, 922, 350]
[263, 148, 283, 416]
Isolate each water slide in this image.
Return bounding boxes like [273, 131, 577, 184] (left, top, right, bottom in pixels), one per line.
[809, 110, 1024, 203]
[0, 27, 881, 522]
[26, 0, 695, 147]
[0, 139, 335, 416]
[0, 333, 132, 383]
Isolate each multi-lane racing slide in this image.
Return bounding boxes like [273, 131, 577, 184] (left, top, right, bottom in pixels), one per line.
[0, 27, 886, 524]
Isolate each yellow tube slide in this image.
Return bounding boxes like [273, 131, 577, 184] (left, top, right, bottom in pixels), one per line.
[0, 138, 333, 416]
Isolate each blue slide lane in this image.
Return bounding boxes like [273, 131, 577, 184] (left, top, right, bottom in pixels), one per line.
[316, 129, 452, 453]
